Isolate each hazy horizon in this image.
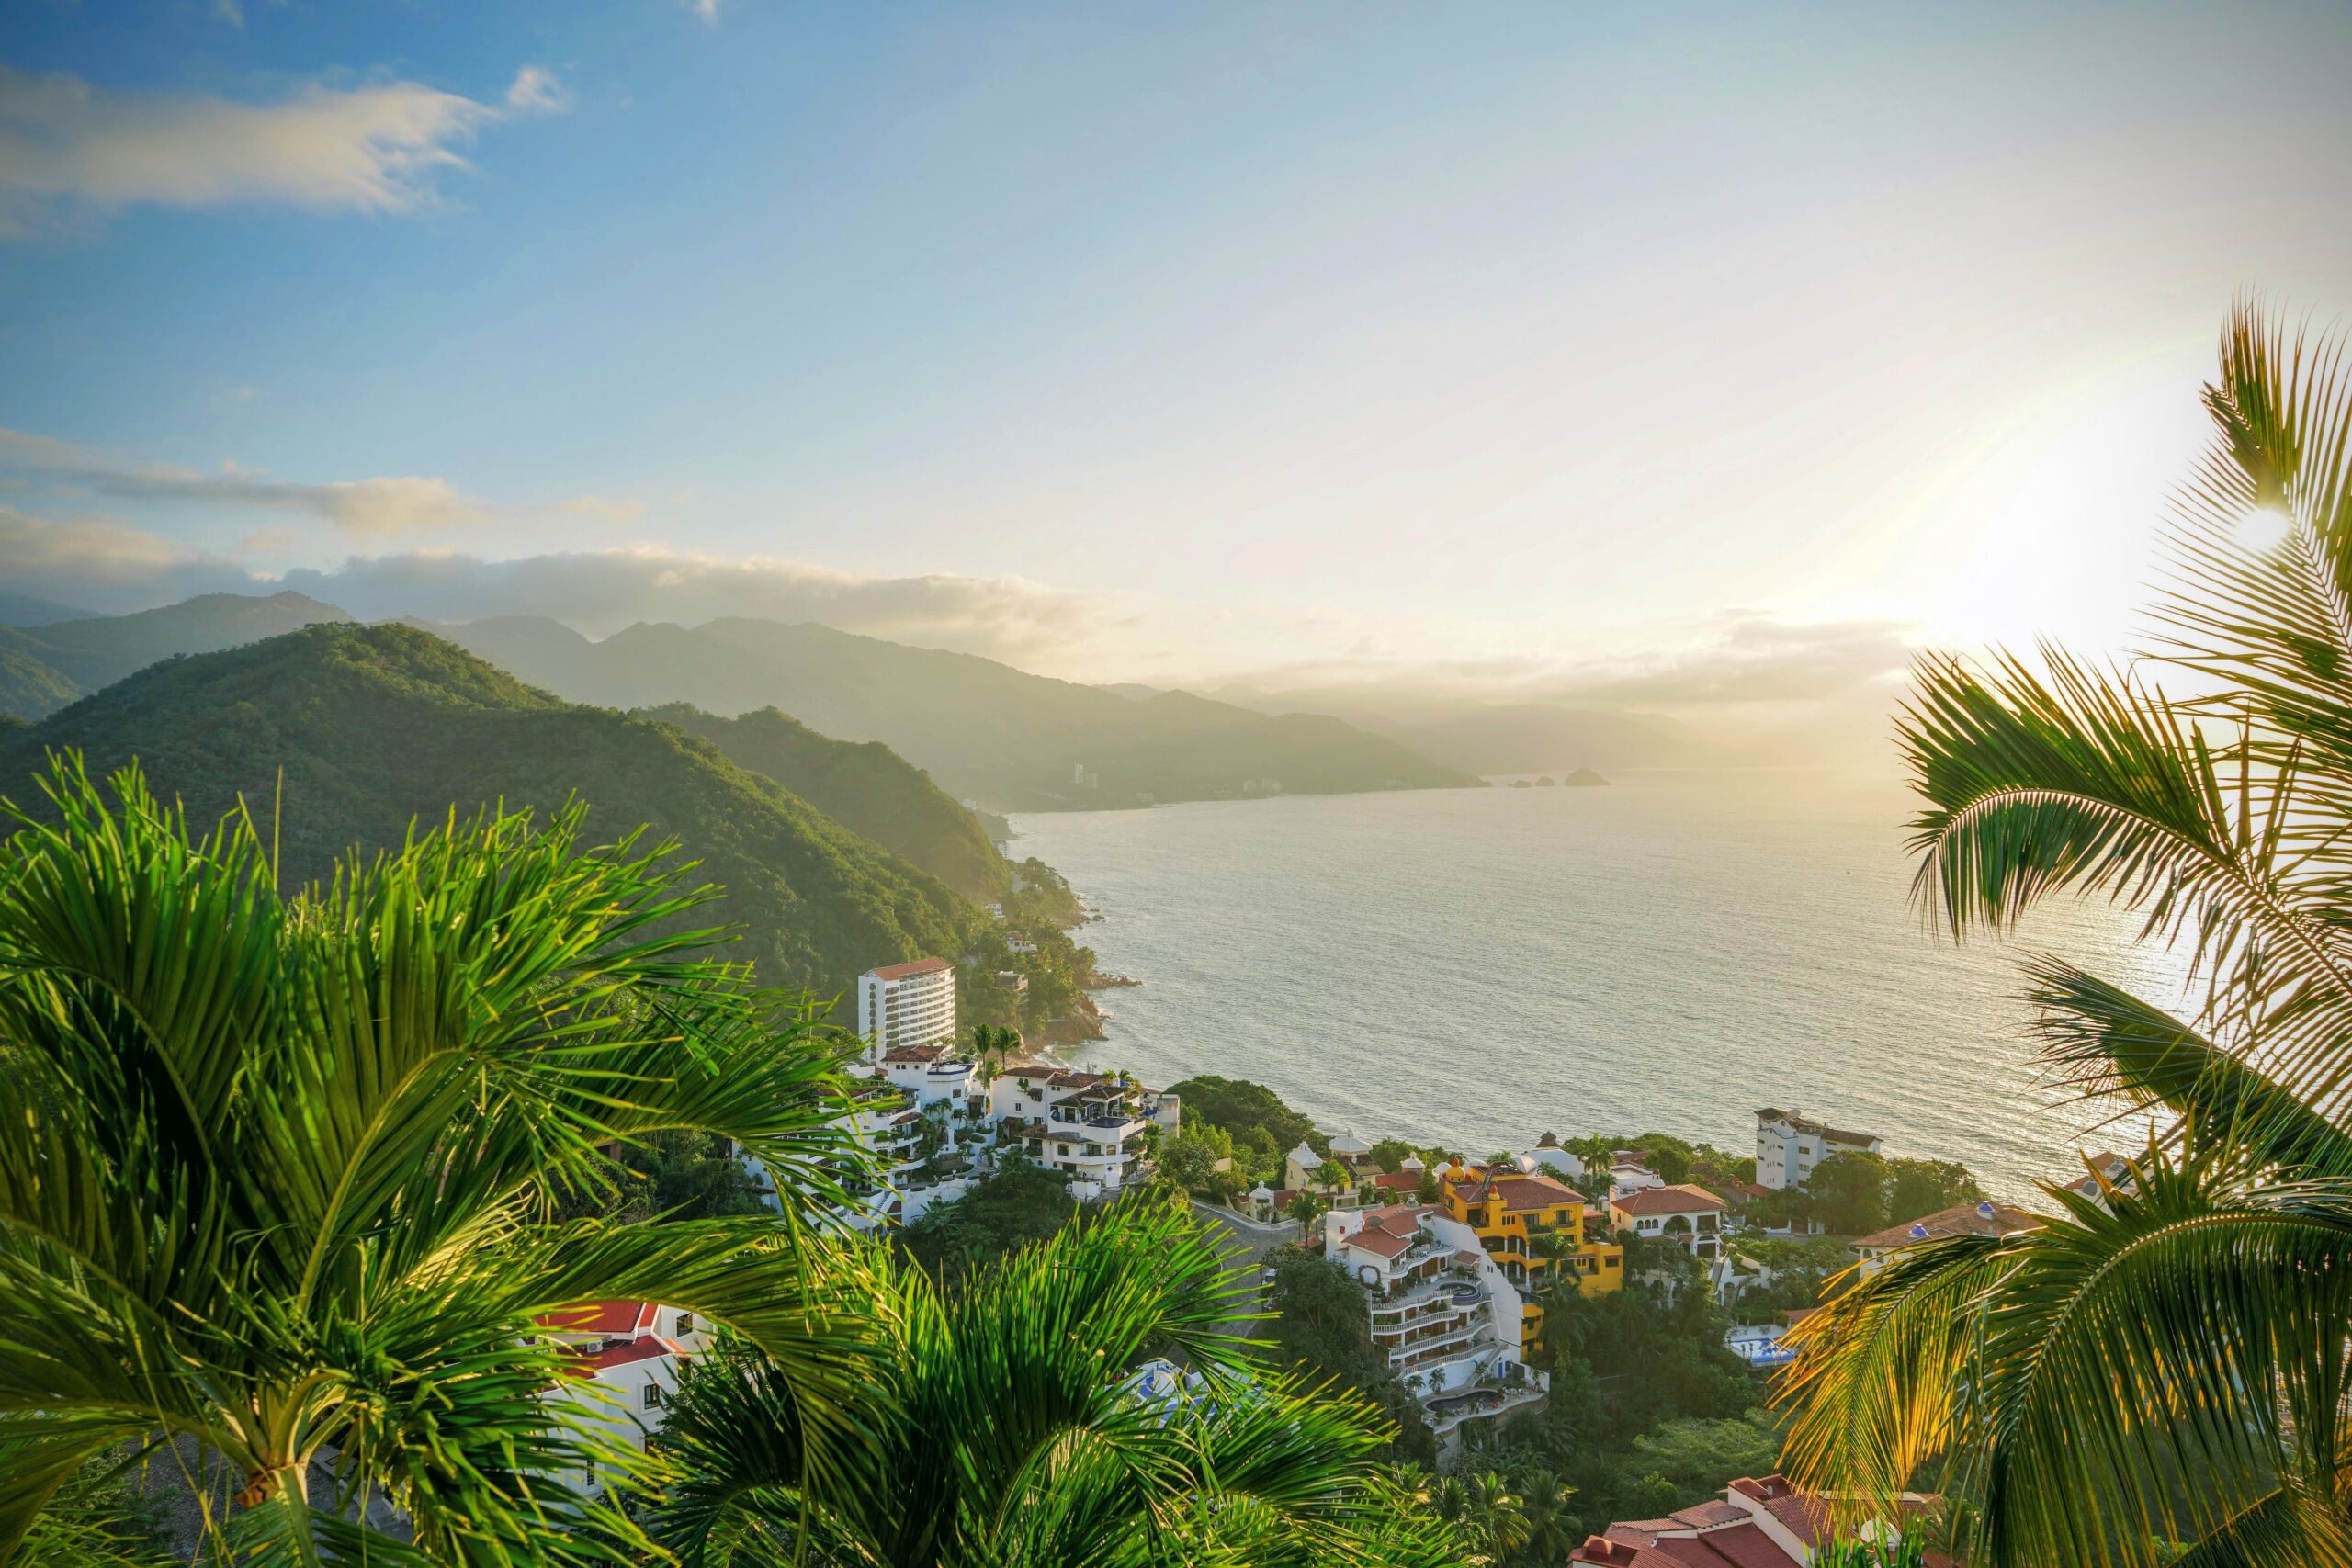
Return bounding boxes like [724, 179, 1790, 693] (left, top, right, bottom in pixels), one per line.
[6, 1, 2350, 765]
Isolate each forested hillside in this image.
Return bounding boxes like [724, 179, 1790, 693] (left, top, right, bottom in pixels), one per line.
[0, 623, 985, 1002]
[642, 702, 1010, 903]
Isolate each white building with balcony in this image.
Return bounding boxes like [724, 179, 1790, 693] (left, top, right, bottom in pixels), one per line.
[857, 958, 957, 1063]
[536, 1300, 709, 1467]
[1754, 1108, 1882, 1190]
[1608, 1183, 1728, 1258]
[1321, 1203, 1546, 1423]
[992, 1067, 1178, 1197]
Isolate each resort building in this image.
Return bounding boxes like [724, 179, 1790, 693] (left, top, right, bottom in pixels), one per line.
[991, 1067, 1179, 1198]
[1608, 1183, 1728, 1259]
[1435, 1159, 1623, 1356]
[2060, 1149, 2136, 1205]
[856, 958, 957, 1062]
[1754, 1108, 1883, 1190]
[1852, 1199, 2038, 1277]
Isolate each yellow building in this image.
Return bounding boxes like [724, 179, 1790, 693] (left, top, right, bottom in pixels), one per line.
[1438, 1161, 1623, 1354]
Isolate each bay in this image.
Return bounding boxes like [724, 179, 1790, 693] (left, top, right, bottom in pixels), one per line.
[1010, 770, 2185, 1202]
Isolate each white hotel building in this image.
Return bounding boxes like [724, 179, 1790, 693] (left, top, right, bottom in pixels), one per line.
[858, 957, 957, 1062]
[1753, 1108, 1882, 1190]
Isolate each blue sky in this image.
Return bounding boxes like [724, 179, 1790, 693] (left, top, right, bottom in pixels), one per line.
[4, 0, 2350, 718]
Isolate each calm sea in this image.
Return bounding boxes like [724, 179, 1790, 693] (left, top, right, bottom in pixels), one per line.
[1010, 771, 2186, 1203]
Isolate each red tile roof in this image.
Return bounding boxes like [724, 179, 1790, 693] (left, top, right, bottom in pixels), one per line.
[535, 1301, 655, 1337]
[1486, 1170, 1587, 1213]
[868, 957, 952, 981]
[565, 1335, 684, 1376]
[881, 1043, 949, 1063]
[1611, 1183, 1728, 1217]
[1344, 1227, 1414, 1258]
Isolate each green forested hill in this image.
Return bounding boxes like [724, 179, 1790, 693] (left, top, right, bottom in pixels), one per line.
[640, 703, 1011, 903]
[0, 624, 985, 1003]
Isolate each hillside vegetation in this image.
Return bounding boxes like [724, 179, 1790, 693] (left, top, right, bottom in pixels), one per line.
[0, 591, 352, 718]
[642, 702, 1010, 902]
[429, 614, 1484, 811]
[0, 623, 984, 1001]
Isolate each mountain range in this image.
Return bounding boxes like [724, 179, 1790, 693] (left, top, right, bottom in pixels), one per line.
[0, 623, 983, 1002]
[420, 615, 1483, 809]
[0, 591, 352, 719]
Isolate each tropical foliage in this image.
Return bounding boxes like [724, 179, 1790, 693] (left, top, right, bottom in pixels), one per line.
[650, 1196, 1464, 1568]
[1782, 304, 2352, 1566]
[0, 756, 875, 1563]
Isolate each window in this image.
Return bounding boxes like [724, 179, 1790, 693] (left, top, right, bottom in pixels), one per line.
[674, 1313, 695, 1337]
[643, 1382, 662, 1410]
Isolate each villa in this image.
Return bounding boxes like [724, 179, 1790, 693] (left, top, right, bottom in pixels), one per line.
[992, 1066, 1180, 1198]
[536, 1301, 709, 1461]
[1435, 1157, 1623, 1356]
[1852, 1199, 2038, 1277]
[1608, 1183, 1727, 1259]
[1572, 1473, 1947, 1568]
[1320, 1202, 1550, 1441]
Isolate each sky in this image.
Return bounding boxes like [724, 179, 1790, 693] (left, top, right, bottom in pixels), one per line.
[4, 0, 2350, 739]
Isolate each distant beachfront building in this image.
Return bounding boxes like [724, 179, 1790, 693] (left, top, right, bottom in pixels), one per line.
[1753, 1108, 1882, 1190]
[991, 1066, 1180, 1198]
[857, 957, 956, 1063]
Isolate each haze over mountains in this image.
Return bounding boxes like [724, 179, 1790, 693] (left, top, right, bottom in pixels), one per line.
[420, 614, 1482, 810]
[0, 590, 1691, 800]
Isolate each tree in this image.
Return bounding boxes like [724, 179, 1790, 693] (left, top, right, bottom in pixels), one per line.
[1884, 1156, 1983, 1224]
[0, 759, 874, 1563]
[1316, 1158, 1352, 1195]
[1509, 1470, 1577, 1567]
[1784, 304, 2352, 1565]
[1805, 1151, 1888, 1235]
[651, 1200, 1463, 1567]
[1157, 1126, 1230, 1194]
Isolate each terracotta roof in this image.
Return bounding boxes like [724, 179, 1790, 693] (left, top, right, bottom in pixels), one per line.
[1611, 1183, 1728, 1217]
[567, 1335, 684, 1376]
[1727, 1476, 1830, 1548]
[1344, 1227, 1414, 1258]
[1853, 1201, 2038, 1252]
[868, 957, 952, 981]
[1369, 1169, 1422, 1192]
[881, 1043, 949, 1064]
[1483, 1170, 1587, 1213]
[535, 1301, 654, 1337]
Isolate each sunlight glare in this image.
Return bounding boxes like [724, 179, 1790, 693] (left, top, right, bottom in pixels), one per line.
[2239, 504, 2292, 553]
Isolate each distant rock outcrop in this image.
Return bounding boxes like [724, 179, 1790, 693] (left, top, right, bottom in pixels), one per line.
[1565, 767, 1611, 786]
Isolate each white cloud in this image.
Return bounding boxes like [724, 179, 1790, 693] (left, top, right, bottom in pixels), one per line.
[503, 66, 571, 117]
[0, 427, 618, 539]
[0, 62, 568, 237]
[0, 503, 183, 578]
[688, 0, 725, 25]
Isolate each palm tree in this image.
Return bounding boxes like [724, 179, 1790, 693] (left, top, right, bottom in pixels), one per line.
[650, 1196, 1462, 1567]
[0, 759, 879, 1563]
[1453, 1471, 1528, 1565]
[1781, 304, 2352, 1567]
[1509, 1469, 1576, 1566]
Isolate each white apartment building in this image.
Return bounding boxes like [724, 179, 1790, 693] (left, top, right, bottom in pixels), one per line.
[1754, 1108, 1882, 1190]
[857, 958, 957, 1062]
[992, 1067, 1180, 1197]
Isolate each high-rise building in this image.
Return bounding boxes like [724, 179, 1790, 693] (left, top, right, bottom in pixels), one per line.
[856, 958, 956, 1061]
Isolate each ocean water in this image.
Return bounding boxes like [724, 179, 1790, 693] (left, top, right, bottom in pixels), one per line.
[1010, 771, 2188, 1203]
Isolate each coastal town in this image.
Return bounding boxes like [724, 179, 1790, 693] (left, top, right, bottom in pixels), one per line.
[548, 950, 2118, 1562]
